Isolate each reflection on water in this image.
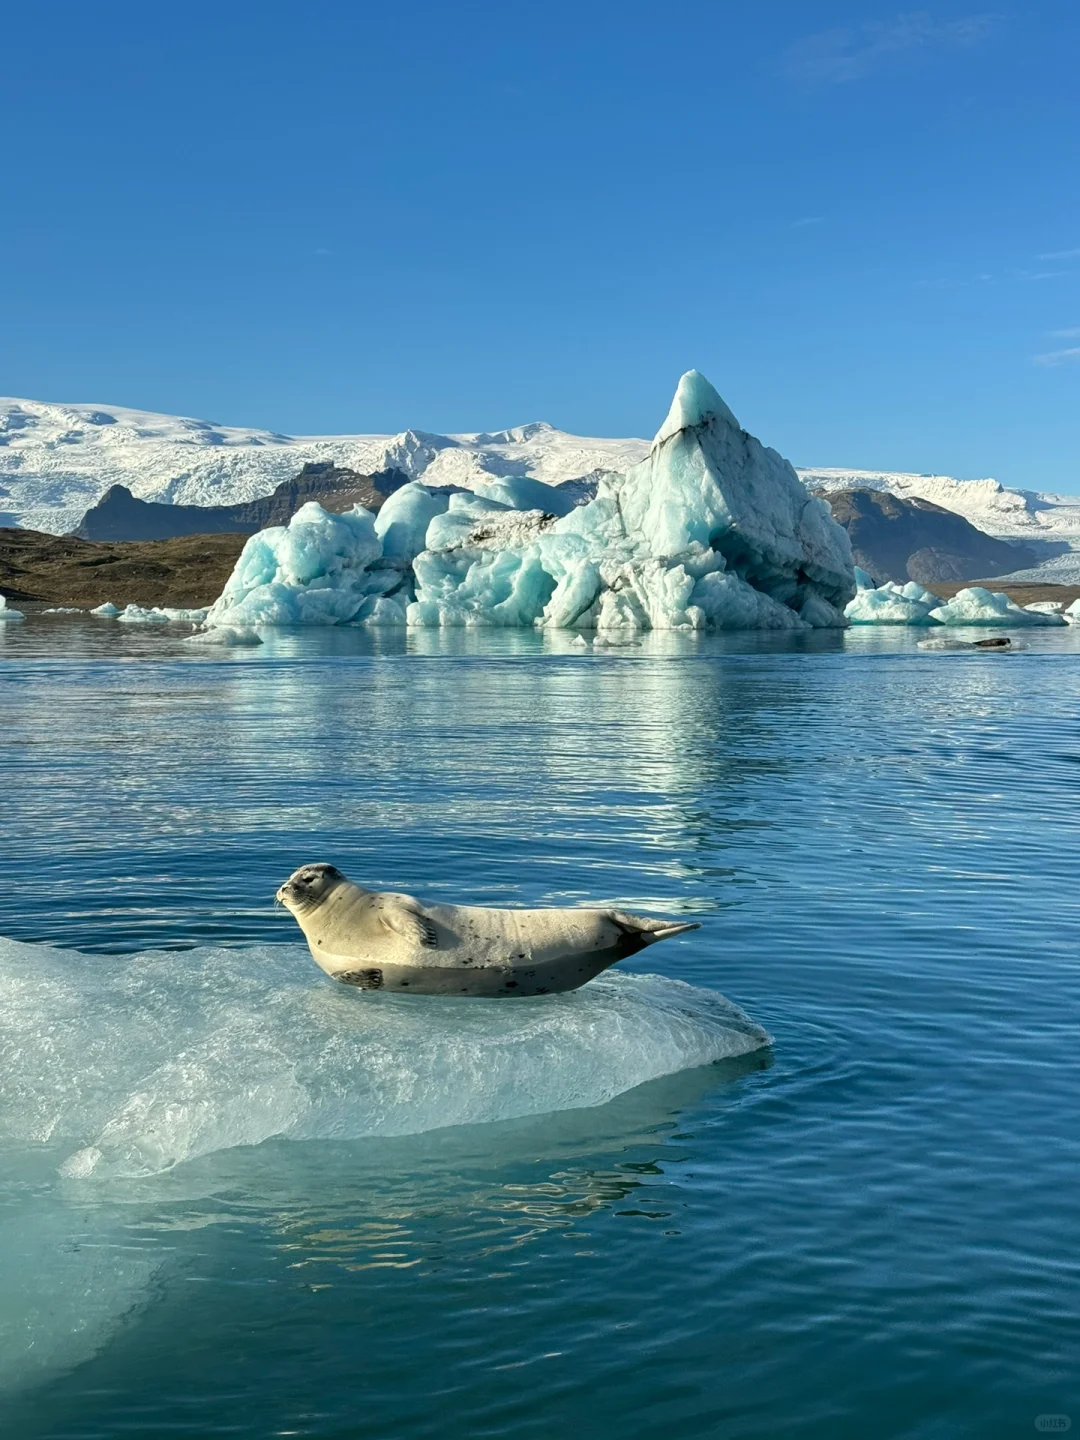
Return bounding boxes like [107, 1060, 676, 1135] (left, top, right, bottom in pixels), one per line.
[2, 615, 1080, 1440]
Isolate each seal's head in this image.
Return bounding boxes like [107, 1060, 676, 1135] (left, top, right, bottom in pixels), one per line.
[276, 863, 345, 917]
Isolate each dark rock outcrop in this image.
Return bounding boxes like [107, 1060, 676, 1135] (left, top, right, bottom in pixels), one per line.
[73, 464, 409, 542]
[818, 488, 1037, 585]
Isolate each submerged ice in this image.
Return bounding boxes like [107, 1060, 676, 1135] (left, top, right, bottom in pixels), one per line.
[206, 371, 855, 632]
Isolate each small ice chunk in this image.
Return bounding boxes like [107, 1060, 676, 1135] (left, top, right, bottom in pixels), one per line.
[116, 605, 210, 625]
[356, 595, 409, 626]
[918, 636, 1024, 651]
[1024, 600, 1063, 613]
[184, 626, 263, 647]
[1064, 598, 1080, 624]
[90, 602, 120, 616]
[0, 595, 25, 621]
[41, 606, 85, 614]
[928, 587, 1067, 627]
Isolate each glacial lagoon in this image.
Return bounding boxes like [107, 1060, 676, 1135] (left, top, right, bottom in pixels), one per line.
[2, 614, 1079, 1438]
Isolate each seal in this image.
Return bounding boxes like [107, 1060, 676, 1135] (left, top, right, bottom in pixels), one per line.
[276, 863, 700, 997]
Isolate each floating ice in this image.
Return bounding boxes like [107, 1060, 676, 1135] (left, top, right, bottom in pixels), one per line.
[185, 625, 263, 647]
[202, 373, 854, 633]
[928, 587, 1067, 627]
[116, 604, 210, 625]
[0, 595, 25, 621]
[844, 579, 942, 625]
[206, 501, 400, 627]
[90, 601, 120, 616]
[1024, 600, 1064, 614]
[41, 606, 85, 613]
[917, 637, 1025, 651]
[853, 565, 877, 590]
[0, 935, 768, 1181]
[1065, 598, 1080, 624]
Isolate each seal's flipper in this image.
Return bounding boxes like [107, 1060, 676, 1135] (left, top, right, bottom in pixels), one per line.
[378, 901, 438, 949]
[610, 912, 700, 946]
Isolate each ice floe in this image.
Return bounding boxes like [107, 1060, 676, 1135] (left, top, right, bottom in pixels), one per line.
[90, 601, 121, 616]
[845, 580, 1070, 627]
[0, 935, 768, 1179]
[928, 587, 1066, 627]
[0, 595, 25, 622]
[204, 371, 855, 633]
[116, 604, 210, 625]
[185, 626, 263, 647]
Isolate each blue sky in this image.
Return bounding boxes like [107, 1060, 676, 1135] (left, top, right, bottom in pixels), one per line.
[2, 1, 1078, 487]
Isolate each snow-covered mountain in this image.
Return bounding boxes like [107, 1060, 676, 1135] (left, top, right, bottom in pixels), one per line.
[3, 396, 1078, 582]
[799, 467, 1080, 581]
[0, 398, 650, 537]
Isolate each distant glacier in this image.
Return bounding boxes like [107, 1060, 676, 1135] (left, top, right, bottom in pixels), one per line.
[2, 389, 1079, 583]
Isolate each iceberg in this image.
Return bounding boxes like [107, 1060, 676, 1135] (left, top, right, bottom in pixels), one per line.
[847, 580, 1073, 627]
[0, 595, 24, 622]
[1064, 598, 1080, 624]
[90, 601, 121, 616]
[845, 579, 942, 625]
[203, 373, 855, 633]
[928, 587, 1067, 627]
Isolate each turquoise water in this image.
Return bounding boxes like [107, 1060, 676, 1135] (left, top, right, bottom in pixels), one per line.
[2, 612, 1079, 1438]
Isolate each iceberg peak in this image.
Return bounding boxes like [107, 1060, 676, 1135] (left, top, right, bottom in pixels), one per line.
[653, 371, 740, 448]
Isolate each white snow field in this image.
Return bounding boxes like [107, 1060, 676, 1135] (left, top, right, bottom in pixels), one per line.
[0, 396, 649, 536]
[206, 372, 856, 632]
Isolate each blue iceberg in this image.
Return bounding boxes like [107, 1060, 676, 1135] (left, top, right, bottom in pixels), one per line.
[206, 372, 856, 633]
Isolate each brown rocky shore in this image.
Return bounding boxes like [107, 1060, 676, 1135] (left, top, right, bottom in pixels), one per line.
[0, 528, 248, 607]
